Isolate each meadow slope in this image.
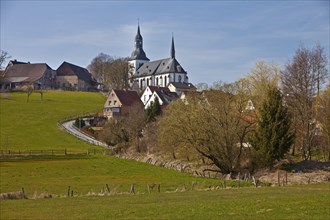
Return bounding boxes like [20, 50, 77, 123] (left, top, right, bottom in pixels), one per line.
[0, 91, 106, 151]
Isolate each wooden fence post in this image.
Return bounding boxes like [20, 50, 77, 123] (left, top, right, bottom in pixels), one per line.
[252, 176, 257, 188]
[238, 172, 240, 188]
[285, 171, 288, 185]
[130, 184, 135, 194]
[22, 188, 25, 199]
[67, 186, 71, 197]
[147, 184, 150, 194]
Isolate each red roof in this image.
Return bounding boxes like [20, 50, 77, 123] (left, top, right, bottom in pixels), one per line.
[113, 89, 143, 106]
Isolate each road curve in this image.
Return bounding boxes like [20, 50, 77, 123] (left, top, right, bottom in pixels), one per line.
[61, 120, 109, 148]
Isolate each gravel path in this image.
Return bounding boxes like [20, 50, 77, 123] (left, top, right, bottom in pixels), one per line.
[61, 120, 109, 148]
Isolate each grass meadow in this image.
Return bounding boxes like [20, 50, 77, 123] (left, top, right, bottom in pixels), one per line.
[1, 91, 329, 219]
[0, 91, 106, 151]
[1, 184, 329, 219]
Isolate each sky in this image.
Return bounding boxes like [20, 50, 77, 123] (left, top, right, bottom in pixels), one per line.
[1, 0, 329, 85]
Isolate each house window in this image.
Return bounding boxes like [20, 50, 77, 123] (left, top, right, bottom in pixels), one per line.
[114, 100, 117, 105]
[108, 101, 111, 105]
[156, 77, 159, 86]
[178, 75, 182, 83]
[164, 75, 167, 86]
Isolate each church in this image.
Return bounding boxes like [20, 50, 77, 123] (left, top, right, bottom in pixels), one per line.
[128, 25, 190, 90]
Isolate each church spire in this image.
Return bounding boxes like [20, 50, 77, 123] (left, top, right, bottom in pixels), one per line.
[130, 23, 149, 61]
[170, 35, 175, 59]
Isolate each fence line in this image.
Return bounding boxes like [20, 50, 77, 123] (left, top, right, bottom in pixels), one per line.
[0, 149, 113, 157]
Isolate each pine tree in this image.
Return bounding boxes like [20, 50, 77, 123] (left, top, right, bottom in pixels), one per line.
[146, 97, 162, 123]
[251, 86, 294, 168]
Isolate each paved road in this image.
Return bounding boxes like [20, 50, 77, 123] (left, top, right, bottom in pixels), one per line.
[61, 120, 109, 148]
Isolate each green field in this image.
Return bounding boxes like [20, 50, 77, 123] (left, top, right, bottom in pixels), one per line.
[1, 184, 329, 219]
[0, 91, 106, 151]
[0, 155, 231, 196]
[1, 91, 329, 220]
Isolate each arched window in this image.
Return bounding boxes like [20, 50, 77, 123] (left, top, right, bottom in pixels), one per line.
[160, 76, 163, 86]
[178, 75, 182, 83]
[156, 77, 159, 86]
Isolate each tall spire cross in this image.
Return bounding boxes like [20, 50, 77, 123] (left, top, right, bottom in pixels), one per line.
[170, 34, 175, 59]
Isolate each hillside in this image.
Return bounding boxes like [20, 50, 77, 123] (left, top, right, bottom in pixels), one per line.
[0, 91, 106, 151]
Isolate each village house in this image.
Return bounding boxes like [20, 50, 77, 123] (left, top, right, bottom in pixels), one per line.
[140, 86, 170, 105]
[103, 89, 143, 118]
[128, 25, 192, 91]
[144, 89, 179, 109]
[1, 61, 56, 90]
[56, 61, 98, 91]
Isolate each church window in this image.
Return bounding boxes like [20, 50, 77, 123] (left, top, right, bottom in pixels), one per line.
[160, 76, 163, 86]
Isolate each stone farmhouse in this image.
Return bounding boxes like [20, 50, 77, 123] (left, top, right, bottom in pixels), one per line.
[56, 61, 98, 91]
[1, 60, 98, 91]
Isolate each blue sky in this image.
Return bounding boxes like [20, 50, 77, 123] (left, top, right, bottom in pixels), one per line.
[1, 0, 329, 85]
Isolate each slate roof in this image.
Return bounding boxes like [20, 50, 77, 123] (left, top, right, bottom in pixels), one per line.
[114, 89, 143, 106]
[3, 63, 51, 83]
[148, 86, 170, 93]
[57, 61, 97, 83]
[155, 90, 179, 105]
[134, 57, 187, 78]
[169, 82, 196, 90]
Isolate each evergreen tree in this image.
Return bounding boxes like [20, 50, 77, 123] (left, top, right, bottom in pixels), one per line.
[251, 87, 294, 168]
[146, 97, 162, 122]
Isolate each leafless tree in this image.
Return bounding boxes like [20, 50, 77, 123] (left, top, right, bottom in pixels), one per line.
[88, 53, 128, 91]
[159, 82, 257, 174]
[282, 44, 329, 160]
[0, 50, 11, 69]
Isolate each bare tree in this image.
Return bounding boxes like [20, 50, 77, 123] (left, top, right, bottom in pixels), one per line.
[244, 61, 281, 109]
[282, 44, 329, 160]
[315, 85, 330, 161]
[0, 50, 11, 69]
[159, 82, 256, 174]
[88, 53, 128, 91]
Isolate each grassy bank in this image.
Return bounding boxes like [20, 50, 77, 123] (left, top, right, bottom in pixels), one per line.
[1, 183, 329, 219]
[0, 91, 106, 151]
[0, 155, 239, 196]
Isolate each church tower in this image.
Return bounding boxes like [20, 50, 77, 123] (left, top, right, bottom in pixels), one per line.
[128, 24, 149, 83]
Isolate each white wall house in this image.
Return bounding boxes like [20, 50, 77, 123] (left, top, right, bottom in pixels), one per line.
[144, 90, 179, 109]
[140, 86, 170, 105]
